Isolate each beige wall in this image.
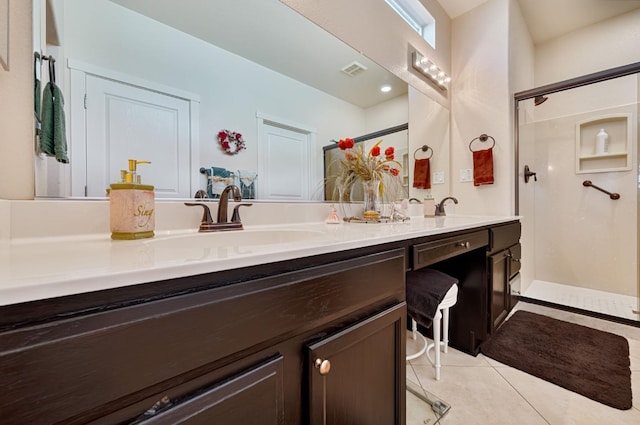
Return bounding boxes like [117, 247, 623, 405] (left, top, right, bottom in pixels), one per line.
[535, 9, 640, 86]
[525, 9, 640, 296]
[0, 0, 34, 200]
[449, 0, 513, 215]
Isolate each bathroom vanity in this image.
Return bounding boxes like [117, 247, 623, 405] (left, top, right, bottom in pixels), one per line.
[0, 215, 520, 425]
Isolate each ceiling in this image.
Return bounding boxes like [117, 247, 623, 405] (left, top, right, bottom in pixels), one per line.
[436, 0, 640, 44]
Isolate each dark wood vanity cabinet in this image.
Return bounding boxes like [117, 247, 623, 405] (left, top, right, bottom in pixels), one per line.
[487, 222, 522, 333]
[409, 220, 521, 355]
[0, 249, 406, 425]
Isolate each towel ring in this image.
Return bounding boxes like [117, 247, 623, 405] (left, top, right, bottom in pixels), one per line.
[469, 134, 495, 152]
[414, 145, 433, 160]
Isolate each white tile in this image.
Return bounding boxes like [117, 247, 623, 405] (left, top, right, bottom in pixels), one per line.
[411, 364, 548, 425]
[496, 366, 640, 425]
[522, 281, 639, 321]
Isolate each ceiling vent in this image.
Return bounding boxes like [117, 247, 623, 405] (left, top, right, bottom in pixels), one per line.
[341, 61, 368, 76]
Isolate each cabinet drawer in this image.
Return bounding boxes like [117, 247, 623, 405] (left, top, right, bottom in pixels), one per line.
[412, 230, 488, 270]
[133, 356, 284, 424]
[489, 222, 521, 254]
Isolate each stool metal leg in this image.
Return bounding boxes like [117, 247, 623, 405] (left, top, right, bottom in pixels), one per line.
[412, 318, 418, 340]
[433, 310, 441, 381]
[442, 307, 450, 354]
[426, 310, 442, 381]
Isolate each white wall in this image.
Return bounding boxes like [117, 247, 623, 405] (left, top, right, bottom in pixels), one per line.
[0, 0, 34, 200]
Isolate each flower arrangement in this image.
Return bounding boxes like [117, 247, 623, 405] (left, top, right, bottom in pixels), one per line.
[217, 130, 246, 155]
[334, 137, 403, 220]
[336, 137, 401, 190]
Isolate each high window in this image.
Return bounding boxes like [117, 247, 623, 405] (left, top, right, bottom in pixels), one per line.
[385, 0, 436, 48]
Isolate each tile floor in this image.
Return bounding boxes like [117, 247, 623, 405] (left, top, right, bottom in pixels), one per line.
[406, 301, 640, 425]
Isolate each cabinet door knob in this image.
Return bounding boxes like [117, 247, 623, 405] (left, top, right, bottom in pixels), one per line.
[314, 358, 331, 375]
[456, 241, 470, 249]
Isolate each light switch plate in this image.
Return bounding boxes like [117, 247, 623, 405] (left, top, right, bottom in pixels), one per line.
[459, 168, 473, 182]
[432, 171, 445, 184]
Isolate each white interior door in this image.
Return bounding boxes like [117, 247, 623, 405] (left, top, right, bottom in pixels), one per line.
[258, 122, 311, 200]
[85, 75, 191, 197]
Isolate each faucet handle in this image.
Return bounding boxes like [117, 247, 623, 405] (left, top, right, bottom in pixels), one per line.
[231, 203, 253, 223]
[184, 202, 214, 227]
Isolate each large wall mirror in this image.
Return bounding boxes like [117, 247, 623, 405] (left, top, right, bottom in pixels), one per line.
[34, 0, 449, 202]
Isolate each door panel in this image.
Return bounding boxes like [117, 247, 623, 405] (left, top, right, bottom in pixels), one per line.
[259, 123, 310, 200]
[86, 75, 191, 198]
[307, 303, 405, 425]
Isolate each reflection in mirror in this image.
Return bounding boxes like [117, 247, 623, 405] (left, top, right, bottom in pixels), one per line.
[34, 0, 449, 201]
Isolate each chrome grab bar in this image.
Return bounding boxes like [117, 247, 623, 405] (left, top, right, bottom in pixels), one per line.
[582, 180, 620, 200]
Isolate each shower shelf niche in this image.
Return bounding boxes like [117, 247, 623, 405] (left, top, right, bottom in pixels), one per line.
[575, 113, 632, 174]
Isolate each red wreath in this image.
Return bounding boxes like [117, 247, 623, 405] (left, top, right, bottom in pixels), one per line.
[217, 130, 246, 155]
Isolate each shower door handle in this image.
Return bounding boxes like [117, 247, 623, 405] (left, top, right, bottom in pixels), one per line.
[524, 165, 537, 183]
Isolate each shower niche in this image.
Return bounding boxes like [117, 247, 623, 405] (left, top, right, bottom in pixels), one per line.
[575, 113, 632, 173]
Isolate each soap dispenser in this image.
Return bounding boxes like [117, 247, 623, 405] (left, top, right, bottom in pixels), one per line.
[109, 159, 155, 240]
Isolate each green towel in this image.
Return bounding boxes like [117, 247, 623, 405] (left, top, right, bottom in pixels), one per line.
[34, 78, 41, 122]
[40, 82, 69, 163]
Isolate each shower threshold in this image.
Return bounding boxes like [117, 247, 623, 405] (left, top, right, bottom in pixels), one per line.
[521, 280, 639, 322]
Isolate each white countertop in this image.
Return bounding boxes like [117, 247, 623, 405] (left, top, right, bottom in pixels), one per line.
[0, 215, 518, 306]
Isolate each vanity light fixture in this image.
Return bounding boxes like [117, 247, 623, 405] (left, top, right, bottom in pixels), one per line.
[411, 51, 450, 91]
[380, 84, 392, 93]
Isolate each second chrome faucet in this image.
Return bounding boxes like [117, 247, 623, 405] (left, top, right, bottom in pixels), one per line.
[185, 185, 253, 231]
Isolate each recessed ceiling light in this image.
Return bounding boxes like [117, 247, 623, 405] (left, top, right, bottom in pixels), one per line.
[380, 85, 392, 93]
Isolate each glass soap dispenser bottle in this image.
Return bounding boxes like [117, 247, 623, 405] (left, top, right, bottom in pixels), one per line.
[109, 159, 155, 240]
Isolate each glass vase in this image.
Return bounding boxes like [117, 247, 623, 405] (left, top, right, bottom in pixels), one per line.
[362, 179, 381, 215]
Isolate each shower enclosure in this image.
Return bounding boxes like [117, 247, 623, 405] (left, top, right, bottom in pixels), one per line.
[514, 62, 640, 323]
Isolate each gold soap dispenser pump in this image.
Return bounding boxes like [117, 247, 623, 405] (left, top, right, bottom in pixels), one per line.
[110, 159, 155, 240]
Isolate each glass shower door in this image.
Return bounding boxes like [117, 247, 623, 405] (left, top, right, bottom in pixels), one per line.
[515, 71, 640, 323]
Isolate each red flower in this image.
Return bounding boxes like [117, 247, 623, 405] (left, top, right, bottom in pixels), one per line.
[345, 152, 357, 161]
[371, 146, 381, 157]
[221, 141, 230, 150]
[345, 138, 354, 149]
[218, 131, 227, 142]
[390, 168, 400, 176]
[235, 132, 242, 139]
[338, 139, 347, 150]
[384, 147, 395, 160]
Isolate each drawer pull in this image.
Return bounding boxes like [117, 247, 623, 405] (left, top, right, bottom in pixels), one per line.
[314, 358, 331, 376]
[456, 241, 470, 249]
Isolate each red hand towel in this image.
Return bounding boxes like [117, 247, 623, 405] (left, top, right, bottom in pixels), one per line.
[413, 158, 431, 189]
[473, 148, 494, 186]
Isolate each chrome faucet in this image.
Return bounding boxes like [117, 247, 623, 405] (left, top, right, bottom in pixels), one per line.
[435, 197, 458, 216]
[185, 185, 252, 231]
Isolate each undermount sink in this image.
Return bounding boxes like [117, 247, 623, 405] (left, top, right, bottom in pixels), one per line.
[144, 228, 328, 250]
